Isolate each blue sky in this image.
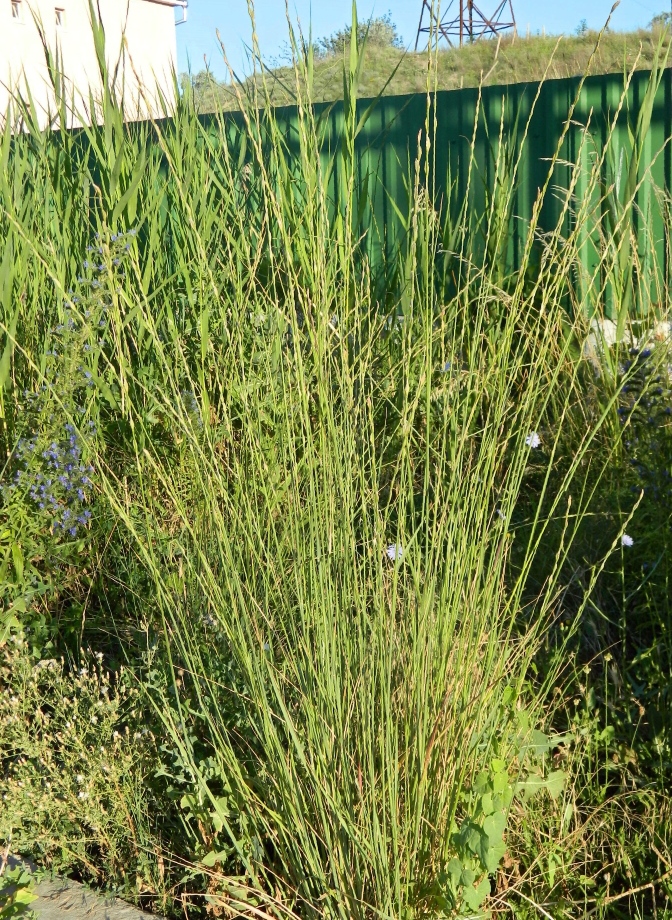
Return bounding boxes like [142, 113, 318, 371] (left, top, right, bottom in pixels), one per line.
[176, 0, 672, 80]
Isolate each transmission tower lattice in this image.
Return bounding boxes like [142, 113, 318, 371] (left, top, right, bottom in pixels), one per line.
[415, 0, 516, 50]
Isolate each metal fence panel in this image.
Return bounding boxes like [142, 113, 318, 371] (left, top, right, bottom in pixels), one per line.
[201, 67, 672, 309]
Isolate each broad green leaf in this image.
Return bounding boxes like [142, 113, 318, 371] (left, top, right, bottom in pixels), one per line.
[545, 770, 566, 801]
[462, 875, 490, 911]
[447, 857, 462, 888]
[520, 729, 551, 758]
[492, 771, 509, 795]
[13, 888, 38, 906]
[515, 772, 545, 800]
[483, 811, 506, 842]
[484, 840, 507, 875]
[201, 850, 229, 868]
[460, 868, 475, 887]
[473, 771, 490, 793]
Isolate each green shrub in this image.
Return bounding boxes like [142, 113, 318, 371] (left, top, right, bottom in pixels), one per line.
[315, 12, 403, 58]
[0, 644, 166, 899]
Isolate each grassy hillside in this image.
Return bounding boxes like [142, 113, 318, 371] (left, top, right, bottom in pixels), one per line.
[187, 26, 672, 112]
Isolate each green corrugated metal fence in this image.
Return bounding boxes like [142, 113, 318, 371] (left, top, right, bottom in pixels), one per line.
[209, 67, 672, 307]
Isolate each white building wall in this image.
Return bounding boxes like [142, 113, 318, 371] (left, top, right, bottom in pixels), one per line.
[0, 0, 180, 127]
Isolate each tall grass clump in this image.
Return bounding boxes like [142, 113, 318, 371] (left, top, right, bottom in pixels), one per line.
[1, 5, 672, 918]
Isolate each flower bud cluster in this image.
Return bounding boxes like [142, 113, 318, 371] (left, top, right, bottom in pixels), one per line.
[9, 423, 95, 537]
[3, 230, 135, 539]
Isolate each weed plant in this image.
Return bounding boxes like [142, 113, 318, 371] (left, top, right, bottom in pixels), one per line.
[0, 5, 671, 920]
[0, 645, 166, 895]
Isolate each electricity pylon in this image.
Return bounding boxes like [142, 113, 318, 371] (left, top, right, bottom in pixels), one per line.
[415, 0, 516, 49]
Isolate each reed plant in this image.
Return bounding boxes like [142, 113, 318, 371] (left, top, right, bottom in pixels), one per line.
[1, 6, 671, 919]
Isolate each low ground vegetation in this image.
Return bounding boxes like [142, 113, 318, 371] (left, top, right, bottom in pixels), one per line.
[1, 9, 672, 920]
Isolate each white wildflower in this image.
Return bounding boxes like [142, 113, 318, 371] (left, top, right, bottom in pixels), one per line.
[75, 774, 85, 783]
[386, 544, 403, 561]
[525, 432, 541, 449]
[77, 791, 88, 801]
[621, 534, 634, 548]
